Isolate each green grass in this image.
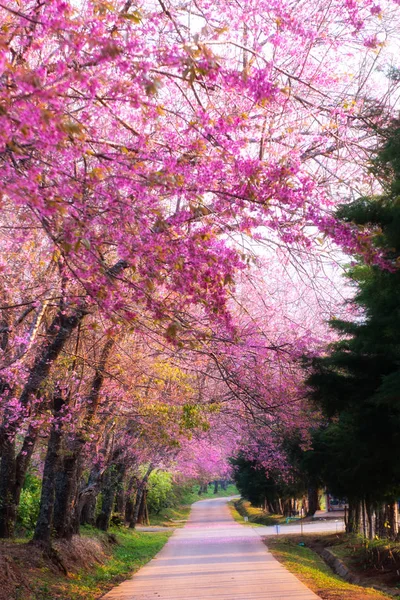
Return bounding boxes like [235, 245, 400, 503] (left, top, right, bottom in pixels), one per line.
[300, 533, 400, 593]
[229, 498, 285, 527]
[148, 504, 192, 527]
[149, 483, 238, 527]
[267, 536, 394, 600]
[31, 528, 172, 600]
[342, 535, 400, 574]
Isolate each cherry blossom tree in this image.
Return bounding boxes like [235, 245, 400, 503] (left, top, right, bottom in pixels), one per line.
[1, 0, 400, 539]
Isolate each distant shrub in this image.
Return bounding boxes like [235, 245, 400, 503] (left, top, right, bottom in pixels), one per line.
[147, 471, 174, 514]
[17, 472, 41, 533]
[110, 513, 124, 528]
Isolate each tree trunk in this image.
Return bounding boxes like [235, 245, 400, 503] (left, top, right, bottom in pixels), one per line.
[0, 310, 85, 538]
[125, 475, 138, 524]
[345, 499, 361, 534]
[282, 498, 293, 517]
[77, 467, 103, 527]
[33, 397, 65, 545]
[373, 502, 398, 539]
[15, 424, 38, 508]
[80, 495, 97, 526]
[213, 480, 219, 494]
[54, 338, 115, 538]
[115, 464, 127, 516]
[366, 500, 374, 540]
[387, 501, 398, 540]
[0, 436, 17, 537]
[306, 487, 319, 517]
[0, 424, 39, 538]
[0, 262, 125, 539]
[362, 499, 367, 539]
[130, 466, 153, 529]
[96, 468, 116, 531]
[137, 489, 149, 525]
[125, 497, 134, 524]
[198, 482, 208, 495]
[53, 449, 81, 539]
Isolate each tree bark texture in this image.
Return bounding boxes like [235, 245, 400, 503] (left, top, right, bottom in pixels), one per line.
[345, 499, 361, 534]
[306, 486, 320, 517]
[53, 439, 83, 540]
[130, 466, 153, 529]
[0, 310, 85, 538]
[33, 397, 65, 544]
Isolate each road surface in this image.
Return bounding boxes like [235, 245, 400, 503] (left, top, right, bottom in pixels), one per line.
[102, 496, 322, 599]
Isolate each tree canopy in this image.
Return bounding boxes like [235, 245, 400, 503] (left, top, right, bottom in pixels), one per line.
[1, 0, 400, 543]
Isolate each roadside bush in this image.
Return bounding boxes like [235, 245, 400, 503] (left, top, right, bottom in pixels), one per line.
[147, 471, 174, 514]
[17, 472, 41, 533]
[360, 538, 400, 571]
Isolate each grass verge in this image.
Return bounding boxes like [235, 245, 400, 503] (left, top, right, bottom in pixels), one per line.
[229, 498, 284, 527]
[266, 536, 395, 600]
[1, 527, 171, 600]
[297, 533, 400, 594]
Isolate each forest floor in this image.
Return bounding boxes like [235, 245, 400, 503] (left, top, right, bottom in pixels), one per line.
[0, 526, 171, 600]
[266, 533, 400, 600]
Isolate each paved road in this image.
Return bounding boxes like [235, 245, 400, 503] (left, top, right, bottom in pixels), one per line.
[102, 497, 321, 600]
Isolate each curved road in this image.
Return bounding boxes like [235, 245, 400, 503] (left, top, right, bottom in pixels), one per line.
[103, 497, 321, 600]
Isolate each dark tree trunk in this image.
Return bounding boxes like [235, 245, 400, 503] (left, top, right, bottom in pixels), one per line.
[198, 482, 208, 495]
[0, 262, 128, 539]
[361, 499, 366, 539]
[345, 499, 361, 534]
[0, 310, 85, 538]
[78, 467, 102, 527]
[387, 502, 398, 540]
[115, 464, 127, 516]
[18, 312, 85, 407]
[266, 500, 274, 513]
[366, 500, 374, 540]
[33, 397, 65, 545]
[53, 449, 81, 539]
[81, 495, 97, 525]
[130, 487, 145, 529]
[130, 466, 153, 529]
[282, 498, 293, 517]
[95, 452, 125, 532]
[15, 424, 38, 505]
[213, 480, 219, 494]
[0, 424, 39, 538]
[125, 497, 134, 524]
[374, 503, 385, 538]
[125, 475, 138, 524]
[96, 469, 116, 531]
[0, 436, 17, 537]
[373, 502, 397, 539]
[137, 489, 149, 525]
[54, 338, 115, 538]
[306, 487, 319, 517]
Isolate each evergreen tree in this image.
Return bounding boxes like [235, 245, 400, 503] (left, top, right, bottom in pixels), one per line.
[306, 126, 400, 537]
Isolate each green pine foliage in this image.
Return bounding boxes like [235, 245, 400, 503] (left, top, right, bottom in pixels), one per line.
[305, 126, 400, 506]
